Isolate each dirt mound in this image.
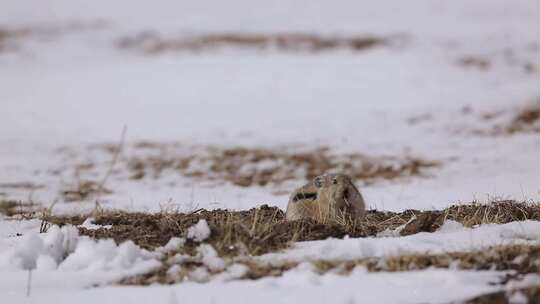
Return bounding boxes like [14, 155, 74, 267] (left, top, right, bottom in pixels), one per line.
[68, 205, 372, 256]
[43, 200, 540, 257]
[398, 200, 540, 235]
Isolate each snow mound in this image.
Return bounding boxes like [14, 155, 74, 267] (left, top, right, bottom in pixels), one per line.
[197, 244, 225, 272]
[79, 218, 112, 230]
[187, 219, 211, 242]
[0, 225, 79, 270]
[157, 237, 185, 255]
[0, 225, 160, 274]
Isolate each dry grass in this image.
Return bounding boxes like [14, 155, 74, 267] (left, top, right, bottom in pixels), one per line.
[398, 200, 540, 236]
[315, 244, 540, 275]
[0, 182, 44, 190]
[0, 200, 40, 218]
[457, 56, 491, 70]
[118, 144, 440, 188]
[40, 200, 540, 256]
[61, 205, 372, 256]
[0, 21, 107, 53]
[506, 101, 540, 134]
[61, 180, 112, 202]
[116, 32, 406, 54]
[474, 100, 540, 136]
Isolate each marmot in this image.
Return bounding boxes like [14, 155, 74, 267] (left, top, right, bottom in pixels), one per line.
[285, 173, 365, 223]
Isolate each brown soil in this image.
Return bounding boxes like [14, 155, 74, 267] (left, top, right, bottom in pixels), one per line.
[399, 211, 444, 236]
[116, 32, 406, 54]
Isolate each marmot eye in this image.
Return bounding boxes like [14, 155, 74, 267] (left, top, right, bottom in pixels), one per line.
[314, 177, 323, 188]
[332, 178, 338, 185]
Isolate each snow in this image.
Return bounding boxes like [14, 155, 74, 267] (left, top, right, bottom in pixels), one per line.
[260, 221, 540, 264]
[197, 244, 226, 272]
[187, 219, 211, 242]
[0, 225, 161, 290]
[2, 0, 540, 302]
[2, 268, 504, 304]
[509, 292, 528, 304]
[1, 0, 540, 213]
[157, 237, 185, 254]
[437, 220, 464, 233]
[213, 264, 249, 282]
[0, 225, 79, 270]
[188, 267, 211, 283]
[80, 218, 112, 230]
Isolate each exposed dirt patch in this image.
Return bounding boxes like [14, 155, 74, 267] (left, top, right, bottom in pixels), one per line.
[455, 44, 540, 77]
[0, 200, 40, 218]
[506, 102, 540, 134]
[0, 182, 45, 190]
[398, 211, 443, 236]
[61, 180, 112, 202]
[114, 144, 439, 188]
[457, 56, 491, 70]
[116, 32, 407, 54]
[0, 20, 107, 54]
[54, 143, 439, 201]
[465, 100, 540, 136]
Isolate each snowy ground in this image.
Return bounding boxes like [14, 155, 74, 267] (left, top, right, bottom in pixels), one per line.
[2, 0, 540, 303]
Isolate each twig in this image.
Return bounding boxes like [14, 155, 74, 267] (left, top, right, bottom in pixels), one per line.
[187, 208, 204, 215]
[97, 125, 127, 195]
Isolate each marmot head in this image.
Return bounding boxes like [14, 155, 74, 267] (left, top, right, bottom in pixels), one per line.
[286, 173, 365, 223]
[313, 173, 358, 211]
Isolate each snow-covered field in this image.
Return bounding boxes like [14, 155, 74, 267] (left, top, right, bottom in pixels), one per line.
[2, 0, 540, 303]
